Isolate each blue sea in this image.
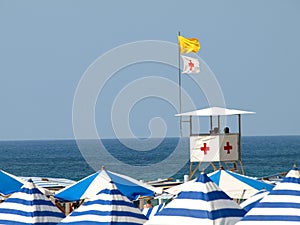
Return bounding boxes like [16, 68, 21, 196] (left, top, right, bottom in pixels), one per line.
[0, 136, 299, 182]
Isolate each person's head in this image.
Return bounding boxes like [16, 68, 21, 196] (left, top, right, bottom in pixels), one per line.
[213, 127, 219, 133]
[146, 198, 152, 204]
[224, 127, 229, 133]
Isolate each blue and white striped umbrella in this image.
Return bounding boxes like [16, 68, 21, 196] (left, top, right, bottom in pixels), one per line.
[208, 169, 274, 199]
[0, 179, 65, 224]
[240, 189, 269, 212]
[145, 172, 246, 225]
[236, 165, 300, 225]
[58, 178, 147, 225]
[20, 177, 75, 189]
[0, 170, 24, 195]
[142, 203, 165, 219]
[55, 168, 157, 202]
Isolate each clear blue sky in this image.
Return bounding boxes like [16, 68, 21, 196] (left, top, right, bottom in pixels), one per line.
[0, 0, 299, 140]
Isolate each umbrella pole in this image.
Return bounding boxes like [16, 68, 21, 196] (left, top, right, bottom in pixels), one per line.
[189, 162, 201, 179]
[239, 160, 245, 175]
[54, 199, 66, 215]
[65, 202, 72, 215]
[210, 162, 217, 171]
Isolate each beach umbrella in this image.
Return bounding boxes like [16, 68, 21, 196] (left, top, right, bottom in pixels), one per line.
[0, 170, 54, 197]
[239, 189, 269, 212]
[145, 172, 246, 225]
[0, 170, 24, 195]
[142, 203, 165, 219]
[20, 176, 75, 190]
[54, 168, 158, 202]
[0, 179, 65, 224]
[165, 170, 273, 200]
[235, 165, 300, 225]
[208, 169, 274, 199]
[58, 179, 147, 225]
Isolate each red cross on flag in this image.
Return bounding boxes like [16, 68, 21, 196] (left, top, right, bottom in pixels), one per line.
[181, 55, 200, 74]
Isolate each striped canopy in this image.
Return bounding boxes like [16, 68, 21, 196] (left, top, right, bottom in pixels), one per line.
[54, 168, 157, 202]
[0, 170, 24, 195]
[239, 189, 270, 212]
[58, 179, 147, 225]
[145, 172, 246, 225]
[208, 169, 274, 199]
[0, 179, 65, 224]
[236, 166, 300, 225]
[20, 177, 75, 189]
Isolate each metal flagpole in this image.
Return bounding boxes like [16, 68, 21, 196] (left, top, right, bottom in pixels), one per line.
[178, 31, 182, 137]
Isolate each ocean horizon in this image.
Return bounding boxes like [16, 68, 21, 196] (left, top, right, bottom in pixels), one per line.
[0, 135, 299, 182]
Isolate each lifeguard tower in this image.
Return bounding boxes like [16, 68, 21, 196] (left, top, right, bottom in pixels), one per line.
[176, 107, 255, 179]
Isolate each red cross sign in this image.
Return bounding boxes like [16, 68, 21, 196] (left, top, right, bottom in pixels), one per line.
[200, 143, 210, 155]
[224, 141, 233, 154]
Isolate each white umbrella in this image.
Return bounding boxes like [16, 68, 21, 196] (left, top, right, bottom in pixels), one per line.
[208, 169, 274, 199]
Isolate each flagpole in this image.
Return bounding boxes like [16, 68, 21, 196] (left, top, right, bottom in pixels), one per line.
[178, 31, 182, 137]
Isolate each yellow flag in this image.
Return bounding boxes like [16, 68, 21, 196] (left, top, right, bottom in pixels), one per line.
[178, 35, 200, 54]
